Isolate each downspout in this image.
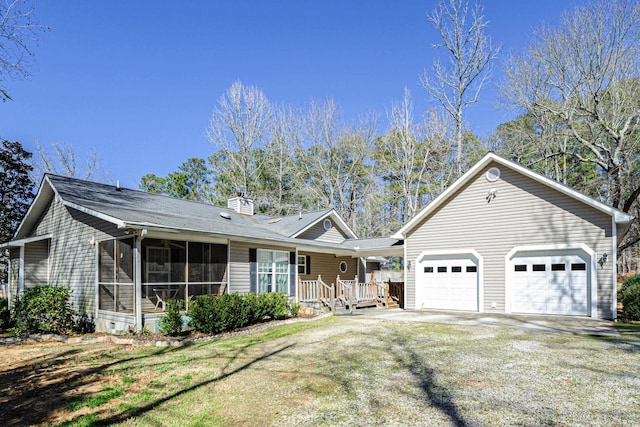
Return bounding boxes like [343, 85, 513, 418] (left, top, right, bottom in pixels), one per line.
[6, 250, 11, 303]
[294, 248, 299, 302]
[135, 229, 147, 332]
[226, 240, 231, 293]
[612, 217, 617, 320]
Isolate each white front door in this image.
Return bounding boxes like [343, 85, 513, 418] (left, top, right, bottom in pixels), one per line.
[416, 257, 479, 311]
[509, 252, 589, 316]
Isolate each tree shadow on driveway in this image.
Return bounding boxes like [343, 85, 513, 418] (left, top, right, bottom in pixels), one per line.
[387, 332, 472, 427]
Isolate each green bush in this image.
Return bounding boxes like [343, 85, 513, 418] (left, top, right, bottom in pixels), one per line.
[257, 292, 290, 320]
[12, 286, 76, 335]
[0, 297, 11, 330]
[188, 292, 297, 334]
[158, 299, 184, 336]
[621, 274, 640, 321]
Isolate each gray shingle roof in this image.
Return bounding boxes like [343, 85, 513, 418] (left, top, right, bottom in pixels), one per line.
[46, 174, 288, 242]
[257, 209, 333, 237]
[31, 174, 402, 253]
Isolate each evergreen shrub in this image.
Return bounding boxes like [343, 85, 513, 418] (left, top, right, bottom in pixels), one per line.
[12, 286, 76, 335]
[188, 292, 297, 334]
[159, 299, 185, 336]
[621, 274, 640, 321]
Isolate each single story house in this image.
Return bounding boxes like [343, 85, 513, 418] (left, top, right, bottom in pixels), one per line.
[392, 153, 634, 319]
[3, 152, 633, 330]
[2, 174, 402, 332]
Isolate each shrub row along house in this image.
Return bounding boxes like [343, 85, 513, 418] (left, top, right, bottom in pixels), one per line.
[2, 153, 633, 331]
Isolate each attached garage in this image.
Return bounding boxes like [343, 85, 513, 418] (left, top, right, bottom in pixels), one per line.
[394, 153, 634, 320]
[415, 251, 481, 311]
[506, 247, 596, 317]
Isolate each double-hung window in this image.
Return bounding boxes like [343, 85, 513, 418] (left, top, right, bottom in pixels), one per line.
[257, 249, 289, 293]
[297, 255, 307, 275]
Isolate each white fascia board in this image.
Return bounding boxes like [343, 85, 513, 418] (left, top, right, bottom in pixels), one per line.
[12, 175, 53, 240]
[290, 210, 331, 238]
[491, 154, 634, 224]
[328, 211, 358, 239]
[44, 174, 126, 228]
[291, 210, 358, 240]
[392, 154, 494, 239]
[121, 221, 358, 255]
[392, 152, 634, 239]
[0, 234, 53, 248]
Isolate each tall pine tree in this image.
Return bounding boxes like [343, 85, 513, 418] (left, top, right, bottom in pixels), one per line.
[0, 140, 35, 287]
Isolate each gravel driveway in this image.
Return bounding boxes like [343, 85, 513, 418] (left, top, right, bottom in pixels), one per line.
[267, 316, 639, 426]
[3, 315, 637, 426]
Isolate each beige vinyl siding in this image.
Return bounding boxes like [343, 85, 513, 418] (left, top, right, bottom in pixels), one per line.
[23, 240, 49, 289]
[298, 220, 348, 243]
[298, 252, 357, 285]
[9, 248, 19, 300]
[28, 199, 126, 315]
[228, 241, 296, 294]
[405, 162, 615, 318]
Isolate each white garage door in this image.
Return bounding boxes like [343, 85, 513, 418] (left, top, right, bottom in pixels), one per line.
[417, 257, 479, 311]
[509, 252, 589, 316]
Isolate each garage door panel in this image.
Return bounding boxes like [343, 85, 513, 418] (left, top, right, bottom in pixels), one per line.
[417, 257, 479, 311]
[509, 251, 589, 316]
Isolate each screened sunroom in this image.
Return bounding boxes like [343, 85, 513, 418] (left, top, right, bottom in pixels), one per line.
[97, 237, 228, 317]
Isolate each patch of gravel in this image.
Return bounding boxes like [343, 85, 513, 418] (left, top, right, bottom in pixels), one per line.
[269, 318, 640, 427]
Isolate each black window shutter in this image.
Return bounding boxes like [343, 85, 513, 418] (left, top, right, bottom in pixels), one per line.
[249, 248, 257, 294]
[306, 255, 311, 275]
[289, 251, 296, 296]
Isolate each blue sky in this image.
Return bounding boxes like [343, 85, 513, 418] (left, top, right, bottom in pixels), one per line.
[1, 0, 572, 187]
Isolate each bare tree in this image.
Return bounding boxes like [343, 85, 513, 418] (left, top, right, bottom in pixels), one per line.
[33, 142, 99, 181]
[421, 0, 499, 176]
[206, 80, 272, 196]
[0, 0, 47, 101]
[258, 105, 305, 214]
[300, 98, 377, 232]
[374, 88, 456, 222]
[501, 0, 640, 251]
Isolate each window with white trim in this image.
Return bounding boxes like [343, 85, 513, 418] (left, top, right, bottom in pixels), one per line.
[258, 249, 289, 293]
[339, 260, 348, 273]
[298, 255, 307, 275]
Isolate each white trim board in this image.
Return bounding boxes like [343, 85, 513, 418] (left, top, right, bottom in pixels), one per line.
[392, 153, 634, 239]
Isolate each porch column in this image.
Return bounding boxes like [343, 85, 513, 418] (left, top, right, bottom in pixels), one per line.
[18, 246, 24, 297]
[135, 235, 144, 332]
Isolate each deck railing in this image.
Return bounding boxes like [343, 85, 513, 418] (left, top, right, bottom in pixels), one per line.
[298, 275, 335, 311]
[387, 281, 404, 308]
[336, 276, 357, 312]
[336, 276, 391, 311]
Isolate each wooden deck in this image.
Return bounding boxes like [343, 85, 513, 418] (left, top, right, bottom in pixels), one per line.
[298, 275, 403, 313]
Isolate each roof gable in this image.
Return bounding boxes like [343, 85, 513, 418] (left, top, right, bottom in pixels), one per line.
[290, 210, 357, 240]
[392, 153, 634, 239]
[10, 174, 362, 250]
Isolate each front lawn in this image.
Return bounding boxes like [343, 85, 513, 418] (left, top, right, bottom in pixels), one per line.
[1, 317, 638, 426]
